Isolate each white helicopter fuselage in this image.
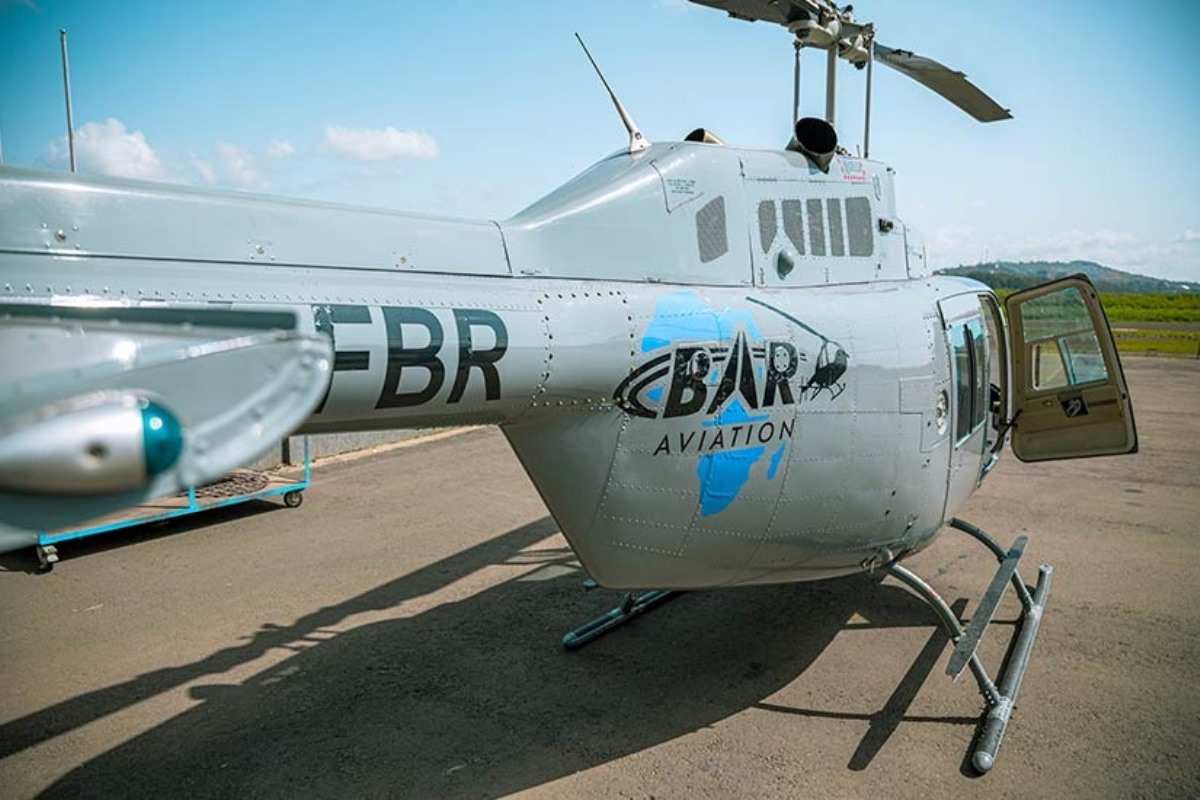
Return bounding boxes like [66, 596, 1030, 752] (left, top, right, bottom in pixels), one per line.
[0, 143, 1002, 588]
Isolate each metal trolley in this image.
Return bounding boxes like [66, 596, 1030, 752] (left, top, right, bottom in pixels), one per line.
[35, 438, 311, 570]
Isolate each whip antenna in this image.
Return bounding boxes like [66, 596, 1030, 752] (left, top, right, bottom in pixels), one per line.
[574, 33, 650, 154]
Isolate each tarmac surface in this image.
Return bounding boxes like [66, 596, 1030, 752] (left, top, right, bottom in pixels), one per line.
[1, 357, 1197, 799]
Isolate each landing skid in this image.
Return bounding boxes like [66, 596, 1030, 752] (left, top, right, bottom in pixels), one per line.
[885, 517, 1052, 774]
[562, 588, 679, 650]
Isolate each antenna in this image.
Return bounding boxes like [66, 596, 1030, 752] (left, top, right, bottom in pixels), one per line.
[574, 33, 650, 155]
[60, 29, 76, 173]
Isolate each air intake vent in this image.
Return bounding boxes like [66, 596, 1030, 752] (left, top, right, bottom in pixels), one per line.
[757, 200, 777, 253]
[696, 196, 728, 263]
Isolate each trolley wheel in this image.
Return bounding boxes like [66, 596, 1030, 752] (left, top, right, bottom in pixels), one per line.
[36, 544, 59, 573]
[283, 490, 304, 508]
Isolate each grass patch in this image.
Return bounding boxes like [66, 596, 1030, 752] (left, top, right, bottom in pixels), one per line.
[1101, 294, 1200, 323]
[994, 289, 1200, 323]
[1113, 328, 1200, 357]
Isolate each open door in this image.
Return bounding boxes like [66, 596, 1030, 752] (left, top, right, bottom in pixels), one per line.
[1004, 275, 1137, 462]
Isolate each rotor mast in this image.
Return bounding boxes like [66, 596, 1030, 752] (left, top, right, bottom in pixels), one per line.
[785, 1, 873, 148]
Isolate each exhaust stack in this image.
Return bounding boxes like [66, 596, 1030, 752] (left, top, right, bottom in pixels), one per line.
[788, 117, 838, 173]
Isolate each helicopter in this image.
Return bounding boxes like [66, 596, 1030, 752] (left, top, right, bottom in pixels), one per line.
[0, 0, 1138, 774]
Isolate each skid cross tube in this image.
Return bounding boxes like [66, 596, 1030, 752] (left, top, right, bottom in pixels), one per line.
[885, 518, 1053, 773]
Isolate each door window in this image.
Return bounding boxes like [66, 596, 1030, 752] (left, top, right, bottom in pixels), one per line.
[1019, 287, 1109, 392]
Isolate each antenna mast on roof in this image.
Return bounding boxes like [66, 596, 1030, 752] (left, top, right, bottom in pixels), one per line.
[574, 33, 650, 155]
[60, 29, 76, 173]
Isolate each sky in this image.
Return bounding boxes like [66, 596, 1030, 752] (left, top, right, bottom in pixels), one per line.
[1, 0, 1198, 281]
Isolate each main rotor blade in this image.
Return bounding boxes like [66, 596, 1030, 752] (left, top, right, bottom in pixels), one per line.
[689, 0, 812, 26]
[688, 0, 872, 40]
[874, 42, 1011, 122]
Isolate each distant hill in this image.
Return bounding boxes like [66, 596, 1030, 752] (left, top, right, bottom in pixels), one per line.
[936, 261, 1194, 294]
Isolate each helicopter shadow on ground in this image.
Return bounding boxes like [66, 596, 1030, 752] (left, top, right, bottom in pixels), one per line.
[27, 518, 978, 798]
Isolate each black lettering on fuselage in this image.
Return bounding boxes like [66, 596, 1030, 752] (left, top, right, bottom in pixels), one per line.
[376, 307, 445, 409]
[449, 308, 508, 403]
[653, 334, 802, 421]
[706, 333, 760, 414]
[664, 346, 710, 418]
[763, 340, 799, 407]
[373, 306, 509, 409]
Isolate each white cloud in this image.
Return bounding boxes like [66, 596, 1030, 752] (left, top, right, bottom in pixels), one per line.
[45, 118, 164, 180]
[190, 154, 217, 185]
[928, 225, 977, 257]
[322, 125, 438, 161]
[214, 142, 262, 189]
[190, 142, 266, 190]
[1179, 229, 1200, 243]
[267, 139, 296, 158]
[1007, 229, 1139, 260]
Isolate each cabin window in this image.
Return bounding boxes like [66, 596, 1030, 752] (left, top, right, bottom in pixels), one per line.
[757, 200, 777, 253]
[846, 197, 874, 257]
[953, 319, 987, 442]
[806, 198, 826, 256]
[953, 325, 972, 441]
[973, 319, 988, 435]
[828, 199, 846, 257]
[696, 196, 728, 263]
[782, 199, 805, 254]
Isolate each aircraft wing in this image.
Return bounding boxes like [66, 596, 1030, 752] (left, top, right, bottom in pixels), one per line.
[0, 304, 332, 553]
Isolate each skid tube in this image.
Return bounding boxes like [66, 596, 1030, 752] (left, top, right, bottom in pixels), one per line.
[563, 588, 679, 650]
[884, 517, 1052, 773]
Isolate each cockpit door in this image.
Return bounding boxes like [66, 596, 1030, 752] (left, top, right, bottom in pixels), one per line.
[1003, 275, 1137, 462]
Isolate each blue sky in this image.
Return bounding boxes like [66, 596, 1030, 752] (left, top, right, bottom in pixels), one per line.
[2, 0, 1198, 280]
